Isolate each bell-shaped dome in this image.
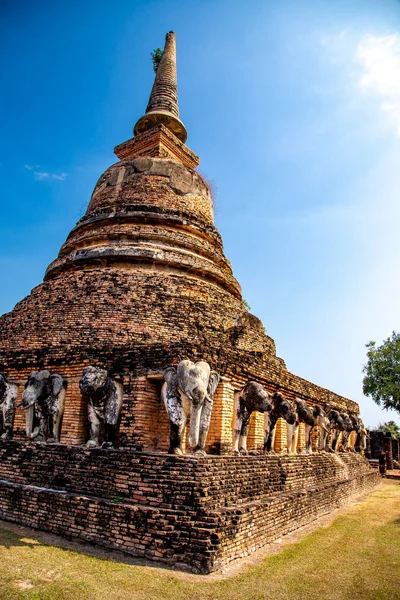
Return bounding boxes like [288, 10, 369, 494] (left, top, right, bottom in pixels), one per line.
[45, 157, 241, 299]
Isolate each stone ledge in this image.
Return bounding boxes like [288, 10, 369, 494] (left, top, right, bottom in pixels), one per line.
[0, 442, 380, 572]
[114, 125, 199, 169]
[44, 243, 242, 298]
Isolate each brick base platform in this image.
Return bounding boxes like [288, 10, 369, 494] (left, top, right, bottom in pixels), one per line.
[385, 470, 400, 480]
[0, 442, 380, 573]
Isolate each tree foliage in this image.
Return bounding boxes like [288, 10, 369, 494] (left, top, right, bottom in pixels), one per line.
[363, 331, 400, 415]
[150, 48, 162, 73]
[371, 421, 400, 439]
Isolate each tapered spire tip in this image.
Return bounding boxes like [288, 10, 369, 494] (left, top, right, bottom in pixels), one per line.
[134, 31, 187, 143]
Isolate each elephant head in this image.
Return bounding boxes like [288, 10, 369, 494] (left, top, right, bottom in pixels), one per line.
[339, 412, 353, 451]
[0, 374, 17, 440]
[293, 399, 314, 427]
[347, 414, 362, 452]
[79, 366, 110, 398]
[327, 409, 344, 430]
[264, 391, 296, 453]
[162, 360, 219, 455]
[79, 366, 123, 448]
[349, 414, 361, 432]
[177, 360, 219, 451]
[313, 405, 331, 451]
[288, 399, 327, 454]
[326, 409, 345, 451]
[239, 381, 271, 414]
[22, 370, 66, 442]
[233, 381, 271, 454]
[273, 392, 297, 425]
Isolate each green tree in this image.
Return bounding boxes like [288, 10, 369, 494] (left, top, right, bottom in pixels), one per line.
[150, 48, 162, 73]
[363, 331, 400, 415]
[372, 421, 400, 439]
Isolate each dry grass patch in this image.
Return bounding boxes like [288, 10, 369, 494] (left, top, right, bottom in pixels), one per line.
[0, 481, 399, 600]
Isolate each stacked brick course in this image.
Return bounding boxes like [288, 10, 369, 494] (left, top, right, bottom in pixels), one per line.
[0, 442, 379, 573]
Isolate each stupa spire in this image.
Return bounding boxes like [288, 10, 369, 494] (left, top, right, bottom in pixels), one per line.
[114, 31, 198, 168]
[134, 31, 187, 143]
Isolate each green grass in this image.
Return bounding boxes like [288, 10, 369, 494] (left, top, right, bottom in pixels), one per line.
[0, 481, 399, 600]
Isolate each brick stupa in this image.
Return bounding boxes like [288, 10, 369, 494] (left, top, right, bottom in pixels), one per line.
[0, 31, 358, 450]
[0, 32, 379, 573]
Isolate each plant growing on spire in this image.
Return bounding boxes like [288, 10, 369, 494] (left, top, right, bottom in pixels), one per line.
[150, 48, 162, 73]
[242, 299, 251, 311]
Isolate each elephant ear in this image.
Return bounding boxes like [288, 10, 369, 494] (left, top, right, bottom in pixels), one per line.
[0, 374, 6, 397]
[323, 402, 334, 415]
[313, 405, 324, 418]
[50, 374, 65, 398]
[163, 367, 178, 398]
[26, 371, 39, 387]
[207, 371, 220, 398]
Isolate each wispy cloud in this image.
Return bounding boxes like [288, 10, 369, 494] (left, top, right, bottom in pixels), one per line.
[34, 171, 67, 181]
[357, 33, 400, 135]
[24, 164, 67, 181]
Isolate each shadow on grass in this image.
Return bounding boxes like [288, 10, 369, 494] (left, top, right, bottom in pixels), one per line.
[0, 527, 43, 550]
[0, 523, 195, 575]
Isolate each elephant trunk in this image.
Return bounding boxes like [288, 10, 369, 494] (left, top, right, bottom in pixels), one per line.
[22, 388, 39, 439]
[189, 403, 202, 448]
[359, 431, 367, 451]
[24, 405, 35, 438]
[22, 388, 36, 409]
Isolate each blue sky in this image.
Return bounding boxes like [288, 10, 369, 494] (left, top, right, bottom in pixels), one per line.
[1, 0, 400, 427]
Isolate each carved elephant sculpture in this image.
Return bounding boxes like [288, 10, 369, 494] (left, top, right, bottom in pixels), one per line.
[0, 374, 17, 440]
[347, 414, 362, 452]
[264, 391, 297, 453]
[313, 407, 332, 452]
[337, 412, 353, 451]
[21, 370, 66, 442]
[324, 409, 345, 452]
[232, 381, 271, 454]
[162, 360, 219, 456]
[287, 399, 329, 454]
[357, 420, 368, 453]
[79, 366, 124, 449]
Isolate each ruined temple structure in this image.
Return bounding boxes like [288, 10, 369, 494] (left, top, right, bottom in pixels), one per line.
[0, 32, 379, 573]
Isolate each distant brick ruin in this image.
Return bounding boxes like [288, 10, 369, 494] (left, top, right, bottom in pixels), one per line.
[0, 31, 379, 572]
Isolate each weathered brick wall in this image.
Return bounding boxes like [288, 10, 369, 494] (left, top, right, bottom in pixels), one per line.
[0, 262, 359, 448]
[369, 431, 394, 469]
[0, 442, 379, 573]
[86, 159, 215, 226]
